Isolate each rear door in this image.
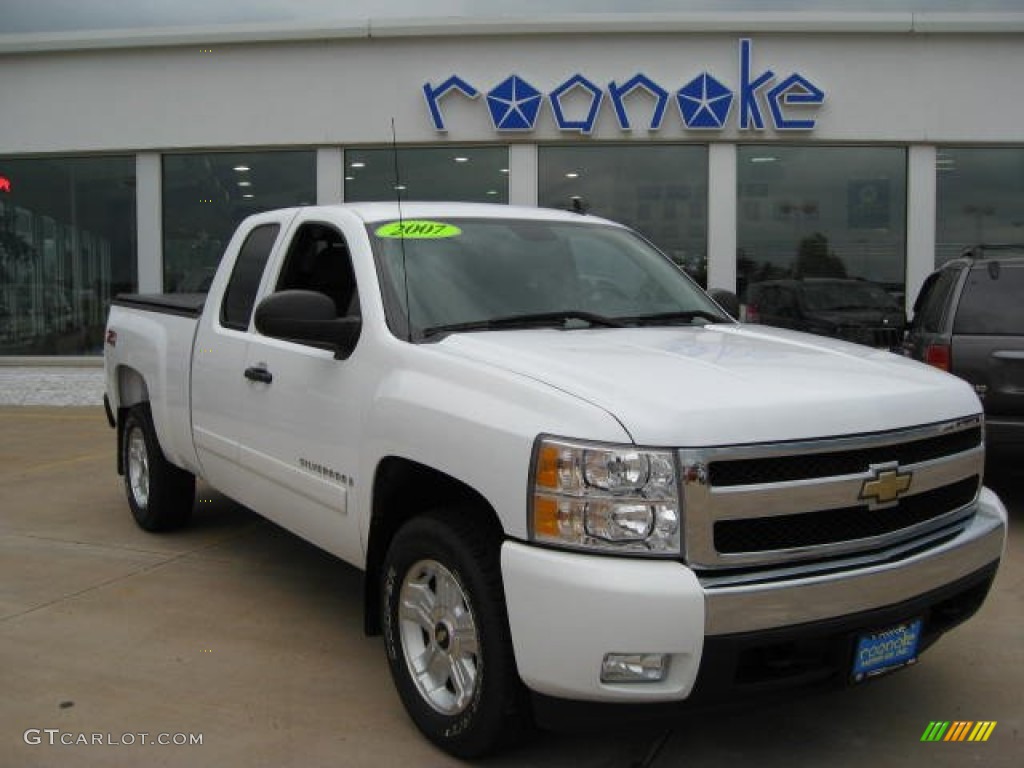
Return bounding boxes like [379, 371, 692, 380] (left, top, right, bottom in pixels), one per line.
[951, 262, 1024, 423]
[191, 213, 291, 493]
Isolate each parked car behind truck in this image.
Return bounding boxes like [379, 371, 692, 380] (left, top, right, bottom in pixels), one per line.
[745, 278, 905, 349]
[904, 246, 1024, 451]
[104, 203, 1006, 757]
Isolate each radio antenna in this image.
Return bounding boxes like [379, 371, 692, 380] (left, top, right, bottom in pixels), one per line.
[391, 117, 413, 342]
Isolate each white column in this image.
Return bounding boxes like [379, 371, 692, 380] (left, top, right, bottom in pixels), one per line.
[707, 143, 738, 293]
[136, 153, 162, 293]
[507, 144, 538, 207]
[906, 145, 937, 312]
[318, 147, 345, 204]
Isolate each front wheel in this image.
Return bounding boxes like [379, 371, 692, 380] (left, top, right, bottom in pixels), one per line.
[121, 404, 195, 532]
[381, 510, 528, 758]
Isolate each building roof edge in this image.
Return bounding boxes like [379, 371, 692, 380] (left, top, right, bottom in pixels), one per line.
[2, 12, 1023, 55]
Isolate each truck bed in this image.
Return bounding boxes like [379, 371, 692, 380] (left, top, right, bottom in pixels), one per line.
[111, 293, 207, 318]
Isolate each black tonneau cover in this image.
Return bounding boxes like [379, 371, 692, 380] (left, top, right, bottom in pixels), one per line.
[112, 293, 207, 319]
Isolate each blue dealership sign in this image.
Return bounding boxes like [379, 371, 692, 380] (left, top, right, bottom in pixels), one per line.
[423, 39, 824, 134]
[485, 76, 544, 131]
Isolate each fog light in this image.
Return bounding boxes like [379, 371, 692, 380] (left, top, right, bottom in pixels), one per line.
[601, 653, 670, 683]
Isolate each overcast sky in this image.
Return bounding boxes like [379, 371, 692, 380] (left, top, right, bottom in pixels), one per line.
[2, 0, 1023, 35]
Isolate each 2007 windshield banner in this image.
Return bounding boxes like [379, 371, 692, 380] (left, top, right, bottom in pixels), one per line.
[423, 39, 825, 135]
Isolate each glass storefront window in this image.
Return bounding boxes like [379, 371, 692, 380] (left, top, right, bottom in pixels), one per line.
[737, 146, 907, 311]
[936, 148, 1024, 266]
[344, 147, 508, 204]
[538, 145, 708, 286]
[162, 151, 315, 292]
[0, 156, 135, 355]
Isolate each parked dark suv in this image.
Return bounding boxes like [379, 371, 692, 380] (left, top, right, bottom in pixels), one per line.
[904, 246, 1024, 450]
[744, 278, 905, 349]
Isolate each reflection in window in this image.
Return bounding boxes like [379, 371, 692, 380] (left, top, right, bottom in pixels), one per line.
[936, 148, 1024, 266]
[163, 151, 315, 293]
[0, 156, 135, 355]
[344, 147, 508, 204]
[737, 146, 907, 308]
[538, 145, 708, 286]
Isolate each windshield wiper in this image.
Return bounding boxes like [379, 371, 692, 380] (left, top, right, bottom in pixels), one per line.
[618, 310, 728, 326]
[421, 311, 625, 339]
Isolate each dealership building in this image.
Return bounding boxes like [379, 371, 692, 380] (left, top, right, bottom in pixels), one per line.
[1, 11, 1023, 357]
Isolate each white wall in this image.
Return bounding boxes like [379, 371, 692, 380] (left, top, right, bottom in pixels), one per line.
[2, 31, 1023, 153]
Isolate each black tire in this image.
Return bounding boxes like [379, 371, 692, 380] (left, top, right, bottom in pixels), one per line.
[381, 510, 528, 758]
[121, 404, 195, 532]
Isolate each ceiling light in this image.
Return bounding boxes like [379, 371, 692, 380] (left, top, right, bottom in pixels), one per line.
[500, 168, 509, 174]
[238, 181, 251, 187]
[750, 157, 777, 163]
[344, 175, 354, 181]
[233, 165, 250, 172]
[486, 190, 498, 196]
[350, 161, 366, 169]
[394, 184, 407, 191]
[243, 193, 254, 199]
[565, 172, 579, 179]
[454, 156, 469, 163]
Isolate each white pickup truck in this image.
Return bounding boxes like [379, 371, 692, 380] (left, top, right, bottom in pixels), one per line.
[104, 203, 1006, 757]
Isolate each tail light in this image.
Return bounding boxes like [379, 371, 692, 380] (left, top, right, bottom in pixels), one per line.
[925, 343, 951, 371]
[745, 303, 760, 324]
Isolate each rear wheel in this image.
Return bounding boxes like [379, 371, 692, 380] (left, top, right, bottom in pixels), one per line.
[121, 404, 194, 531]
[382, 510, 528, 758]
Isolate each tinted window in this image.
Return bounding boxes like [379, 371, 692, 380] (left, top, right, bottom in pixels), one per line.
[953, 263, 1024, 335]
[539, 145, 709, 286]
[916, 268, 960, 333]
[345, 147, 508, 204]
[163, 150, 314, 293]
[737, 146, 907, 306]
[935, 148, 1024, 266]
[0, 155, 136, 356]
[220, 224, 279, 330]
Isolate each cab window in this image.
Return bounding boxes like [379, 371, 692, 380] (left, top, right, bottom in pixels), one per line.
[275, 223, 360, 318]
[221, 224, 280, 331]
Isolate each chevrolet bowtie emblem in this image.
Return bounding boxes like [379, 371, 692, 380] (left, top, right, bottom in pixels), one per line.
[860, 466, 913, 506]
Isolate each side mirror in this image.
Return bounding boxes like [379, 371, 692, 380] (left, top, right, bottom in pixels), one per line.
[709, 289, 740, 319]
[254, 290, 361, 360]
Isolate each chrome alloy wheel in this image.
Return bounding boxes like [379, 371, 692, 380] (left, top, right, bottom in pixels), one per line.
[126, 426, 150, 509]
[398, 559, 480, 716]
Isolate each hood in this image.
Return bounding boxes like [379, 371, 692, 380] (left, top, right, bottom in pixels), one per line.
[434, 324, 981, 446]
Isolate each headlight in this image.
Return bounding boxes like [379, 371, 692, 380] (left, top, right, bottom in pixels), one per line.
[529, 436, 681, 556]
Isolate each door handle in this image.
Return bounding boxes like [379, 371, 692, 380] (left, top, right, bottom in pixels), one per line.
[244, 366, 273, 384]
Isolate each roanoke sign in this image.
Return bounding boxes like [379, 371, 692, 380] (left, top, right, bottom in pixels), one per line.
[423, 39, 824, 135]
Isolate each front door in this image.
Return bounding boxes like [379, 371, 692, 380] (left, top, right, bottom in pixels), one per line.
[232, 222, 367, 565]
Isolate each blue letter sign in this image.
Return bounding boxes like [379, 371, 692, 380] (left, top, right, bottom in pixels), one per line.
[423, 39, 824, 134]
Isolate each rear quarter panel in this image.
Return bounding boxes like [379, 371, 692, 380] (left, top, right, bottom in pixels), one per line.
[105, 305, 202, 474]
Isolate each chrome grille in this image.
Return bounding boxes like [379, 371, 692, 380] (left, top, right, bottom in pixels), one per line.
[680, 416, 984, 571]
[709, 426, 982, 487]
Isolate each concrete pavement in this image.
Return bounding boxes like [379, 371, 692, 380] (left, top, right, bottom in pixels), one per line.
[1, 406, 1021, 767]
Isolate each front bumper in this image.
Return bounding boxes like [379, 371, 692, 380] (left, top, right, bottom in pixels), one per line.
[501, 486, 1006, 704]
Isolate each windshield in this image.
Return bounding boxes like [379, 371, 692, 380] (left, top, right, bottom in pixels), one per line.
[368, 217, 728, 340]
[800, 281, 899, 312]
